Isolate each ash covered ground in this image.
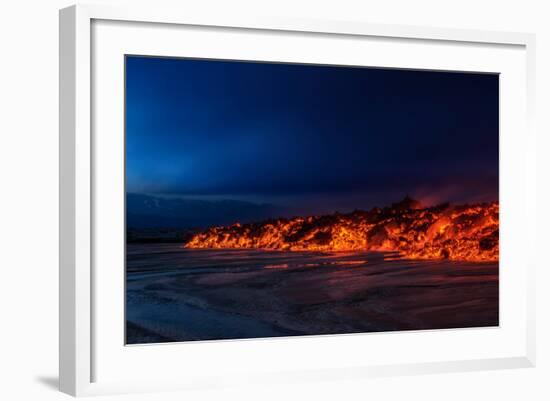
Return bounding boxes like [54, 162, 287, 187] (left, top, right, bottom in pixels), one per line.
[126, 245, 498, 344]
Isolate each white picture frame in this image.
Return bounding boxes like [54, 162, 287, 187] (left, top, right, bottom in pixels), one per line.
[59, 4, 536, 397]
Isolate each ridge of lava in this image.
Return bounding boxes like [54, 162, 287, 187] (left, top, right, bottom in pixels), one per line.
[184, 197, 499, 262]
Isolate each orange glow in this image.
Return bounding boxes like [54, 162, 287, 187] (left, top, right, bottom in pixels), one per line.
[264, 263, 289, 269]
[184, 198, 499, 262]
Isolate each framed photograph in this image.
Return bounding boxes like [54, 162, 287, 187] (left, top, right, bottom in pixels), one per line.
[59, 4, 536, 396]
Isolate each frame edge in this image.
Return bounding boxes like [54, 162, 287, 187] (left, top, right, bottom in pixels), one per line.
[59, 5, 77, 396]
[60, 4, 93, 397]
[524, 33, 536, 368]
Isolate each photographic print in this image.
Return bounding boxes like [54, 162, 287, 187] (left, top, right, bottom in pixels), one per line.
[125, 56, 499, 344]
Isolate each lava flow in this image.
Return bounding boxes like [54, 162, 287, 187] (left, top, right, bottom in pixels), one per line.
[184, 197, 499, 262]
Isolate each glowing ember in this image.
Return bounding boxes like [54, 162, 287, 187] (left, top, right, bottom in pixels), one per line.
[184, 197, 498, 262]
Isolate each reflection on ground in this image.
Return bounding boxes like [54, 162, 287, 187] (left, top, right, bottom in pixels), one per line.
[126, 244, 498, 344]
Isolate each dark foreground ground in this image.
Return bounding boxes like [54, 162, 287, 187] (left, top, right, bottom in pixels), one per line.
[126, 244, 498, 344]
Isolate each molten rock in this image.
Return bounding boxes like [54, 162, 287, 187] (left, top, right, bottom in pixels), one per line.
[184, 198, 499, 262]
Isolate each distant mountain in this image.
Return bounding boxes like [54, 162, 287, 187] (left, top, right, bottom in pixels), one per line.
[126, 193, 284, 229]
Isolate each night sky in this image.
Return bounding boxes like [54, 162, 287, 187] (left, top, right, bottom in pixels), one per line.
[126, 56, 498, 219]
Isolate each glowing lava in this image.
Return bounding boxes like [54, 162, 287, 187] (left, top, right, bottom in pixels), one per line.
[184, 197, 499, 262]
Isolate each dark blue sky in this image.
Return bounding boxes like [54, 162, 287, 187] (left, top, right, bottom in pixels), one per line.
[126, 56, 498, 215]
